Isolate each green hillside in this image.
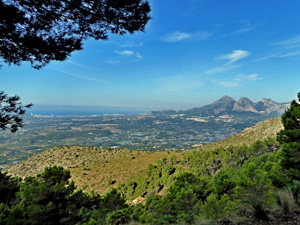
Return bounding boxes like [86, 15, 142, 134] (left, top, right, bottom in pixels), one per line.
[7, 117, 282, 194]
[7, 146, 184, 194]
[4, 113, 300, 224]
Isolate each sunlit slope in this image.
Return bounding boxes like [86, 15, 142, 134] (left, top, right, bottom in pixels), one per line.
[7, 146, 184, 194]
[7, 117, 282, 194]
[199, 117, 283, 150]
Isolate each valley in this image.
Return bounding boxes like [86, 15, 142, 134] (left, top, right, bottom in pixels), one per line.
[0, 96, 287, 168]
[6, 115, 283, 195]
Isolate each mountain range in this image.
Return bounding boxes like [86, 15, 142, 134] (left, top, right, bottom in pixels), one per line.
[151, 95, 289, 117]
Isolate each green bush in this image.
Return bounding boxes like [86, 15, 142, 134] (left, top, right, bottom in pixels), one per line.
[106, 208, 130, 225]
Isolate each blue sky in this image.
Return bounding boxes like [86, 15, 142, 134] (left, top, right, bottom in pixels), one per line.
[1, 0, 300, 111]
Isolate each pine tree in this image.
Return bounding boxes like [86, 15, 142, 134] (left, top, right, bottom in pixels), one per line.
[277, 92, 300, 179]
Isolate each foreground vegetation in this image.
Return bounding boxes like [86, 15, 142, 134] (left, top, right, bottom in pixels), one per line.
[7, 147, 184, 194]
[1, 94, 300, 224]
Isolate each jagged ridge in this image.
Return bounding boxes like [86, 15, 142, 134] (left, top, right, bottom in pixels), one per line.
[151, 95, 288, 117]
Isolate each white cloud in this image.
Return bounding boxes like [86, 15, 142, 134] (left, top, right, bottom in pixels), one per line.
[162, 31, 212, 42]
[114, 50, 135, 56]
[271, 35, 300, 47]
[67, 60, 98, 70]
[220, 50, 250, 64]
[120, 41, 144, 48]
[254, 52, 282, 61]
[205, 64, 239, 74]
[135, 53, 143, 60]
[233, 27, 255, 34]
[163, 32, 192, 42]
[194, 31, 213, 40]
[114, 50, 142, 61]
[233, 21, 265, 34]
[278, 50, 300, 58]
[257, 35, 300, 61]
[239, 73, 261, 80]
[212, 80, 239, 87]
[219, 81, 239, 87]
[255, 50, 300, 61]
[211, 73, 262, 87]
[67, 60, 86, 67]
[62, 72, 108, 84]
[106, 59, 120, 64]
[205, 50, 250, 74]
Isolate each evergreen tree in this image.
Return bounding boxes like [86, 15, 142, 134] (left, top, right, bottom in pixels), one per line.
[0, 170, 20, 206]
[277, 92, 300, 143]
[277, 92, 300, 179]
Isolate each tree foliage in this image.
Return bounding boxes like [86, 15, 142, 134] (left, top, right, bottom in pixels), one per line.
[0, 91, 32, 132]
[2, 133, 300, 224]
[277, 93, 300, 179]
[0, 166, 128, 225]
[277, 92, 300, 144]
[0, 0, 150, 132]
[0, 0, 151, 69]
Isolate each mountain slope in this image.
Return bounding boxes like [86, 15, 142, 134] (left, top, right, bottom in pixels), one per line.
[233, 97, 259, 113]
[7, 117, 283, 195]
[7, 147, 184, 194]
[185, 95, 236, 115]
[200, 117, 283, 150]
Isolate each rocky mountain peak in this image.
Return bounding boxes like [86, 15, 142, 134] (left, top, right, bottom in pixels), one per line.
[219, 95, 235, 102]
[233, 97, 258, 113]
[153, 95, 287, 117]
[261, 98, 276, 104]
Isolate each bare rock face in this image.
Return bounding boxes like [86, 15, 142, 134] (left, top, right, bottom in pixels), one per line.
[210, 95, 236, 114]
[233, 97, 258, 113]
[151, 95, 289, 117]
[257, 98, 288, 114]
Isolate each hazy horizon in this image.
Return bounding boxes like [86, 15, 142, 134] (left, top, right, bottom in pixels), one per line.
[2, 0, 300, 109]
[26, 94, 290, 116]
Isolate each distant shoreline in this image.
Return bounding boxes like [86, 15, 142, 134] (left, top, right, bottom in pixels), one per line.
[26, 105, 151, 116]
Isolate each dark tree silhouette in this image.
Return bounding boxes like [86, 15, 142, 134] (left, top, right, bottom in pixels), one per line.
[0, 0, 150, 132]
[1, 0, 151, 69]
[0, 91, 32, 132]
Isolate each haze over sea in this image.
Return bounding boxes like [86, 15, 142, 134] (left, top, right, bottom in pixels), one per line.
[27, 105, 151, 116]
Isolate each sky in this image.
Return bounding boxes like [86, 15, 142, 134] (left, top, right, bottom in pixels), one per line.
[1, 0, 300, 111]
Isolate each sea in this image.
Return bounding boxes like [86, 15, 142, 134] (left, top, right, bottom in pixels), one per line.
[26, 105, 151, 116]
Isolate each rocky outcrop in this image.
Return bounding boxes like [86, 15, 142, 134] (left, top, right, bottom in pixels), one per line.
[233, 97, 258, 113]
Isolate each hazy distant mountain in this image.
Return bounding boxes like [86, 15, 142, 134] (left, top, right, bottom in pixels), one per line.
[233, 97, 259, 113]
[151, 95, 289, 117]
[184, 95, 236, 115]
[186, 95, 288, 116]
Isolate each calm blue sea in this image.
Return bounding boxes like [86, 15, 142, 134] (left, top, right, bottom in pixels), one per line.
[27, 105, 150, 116]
